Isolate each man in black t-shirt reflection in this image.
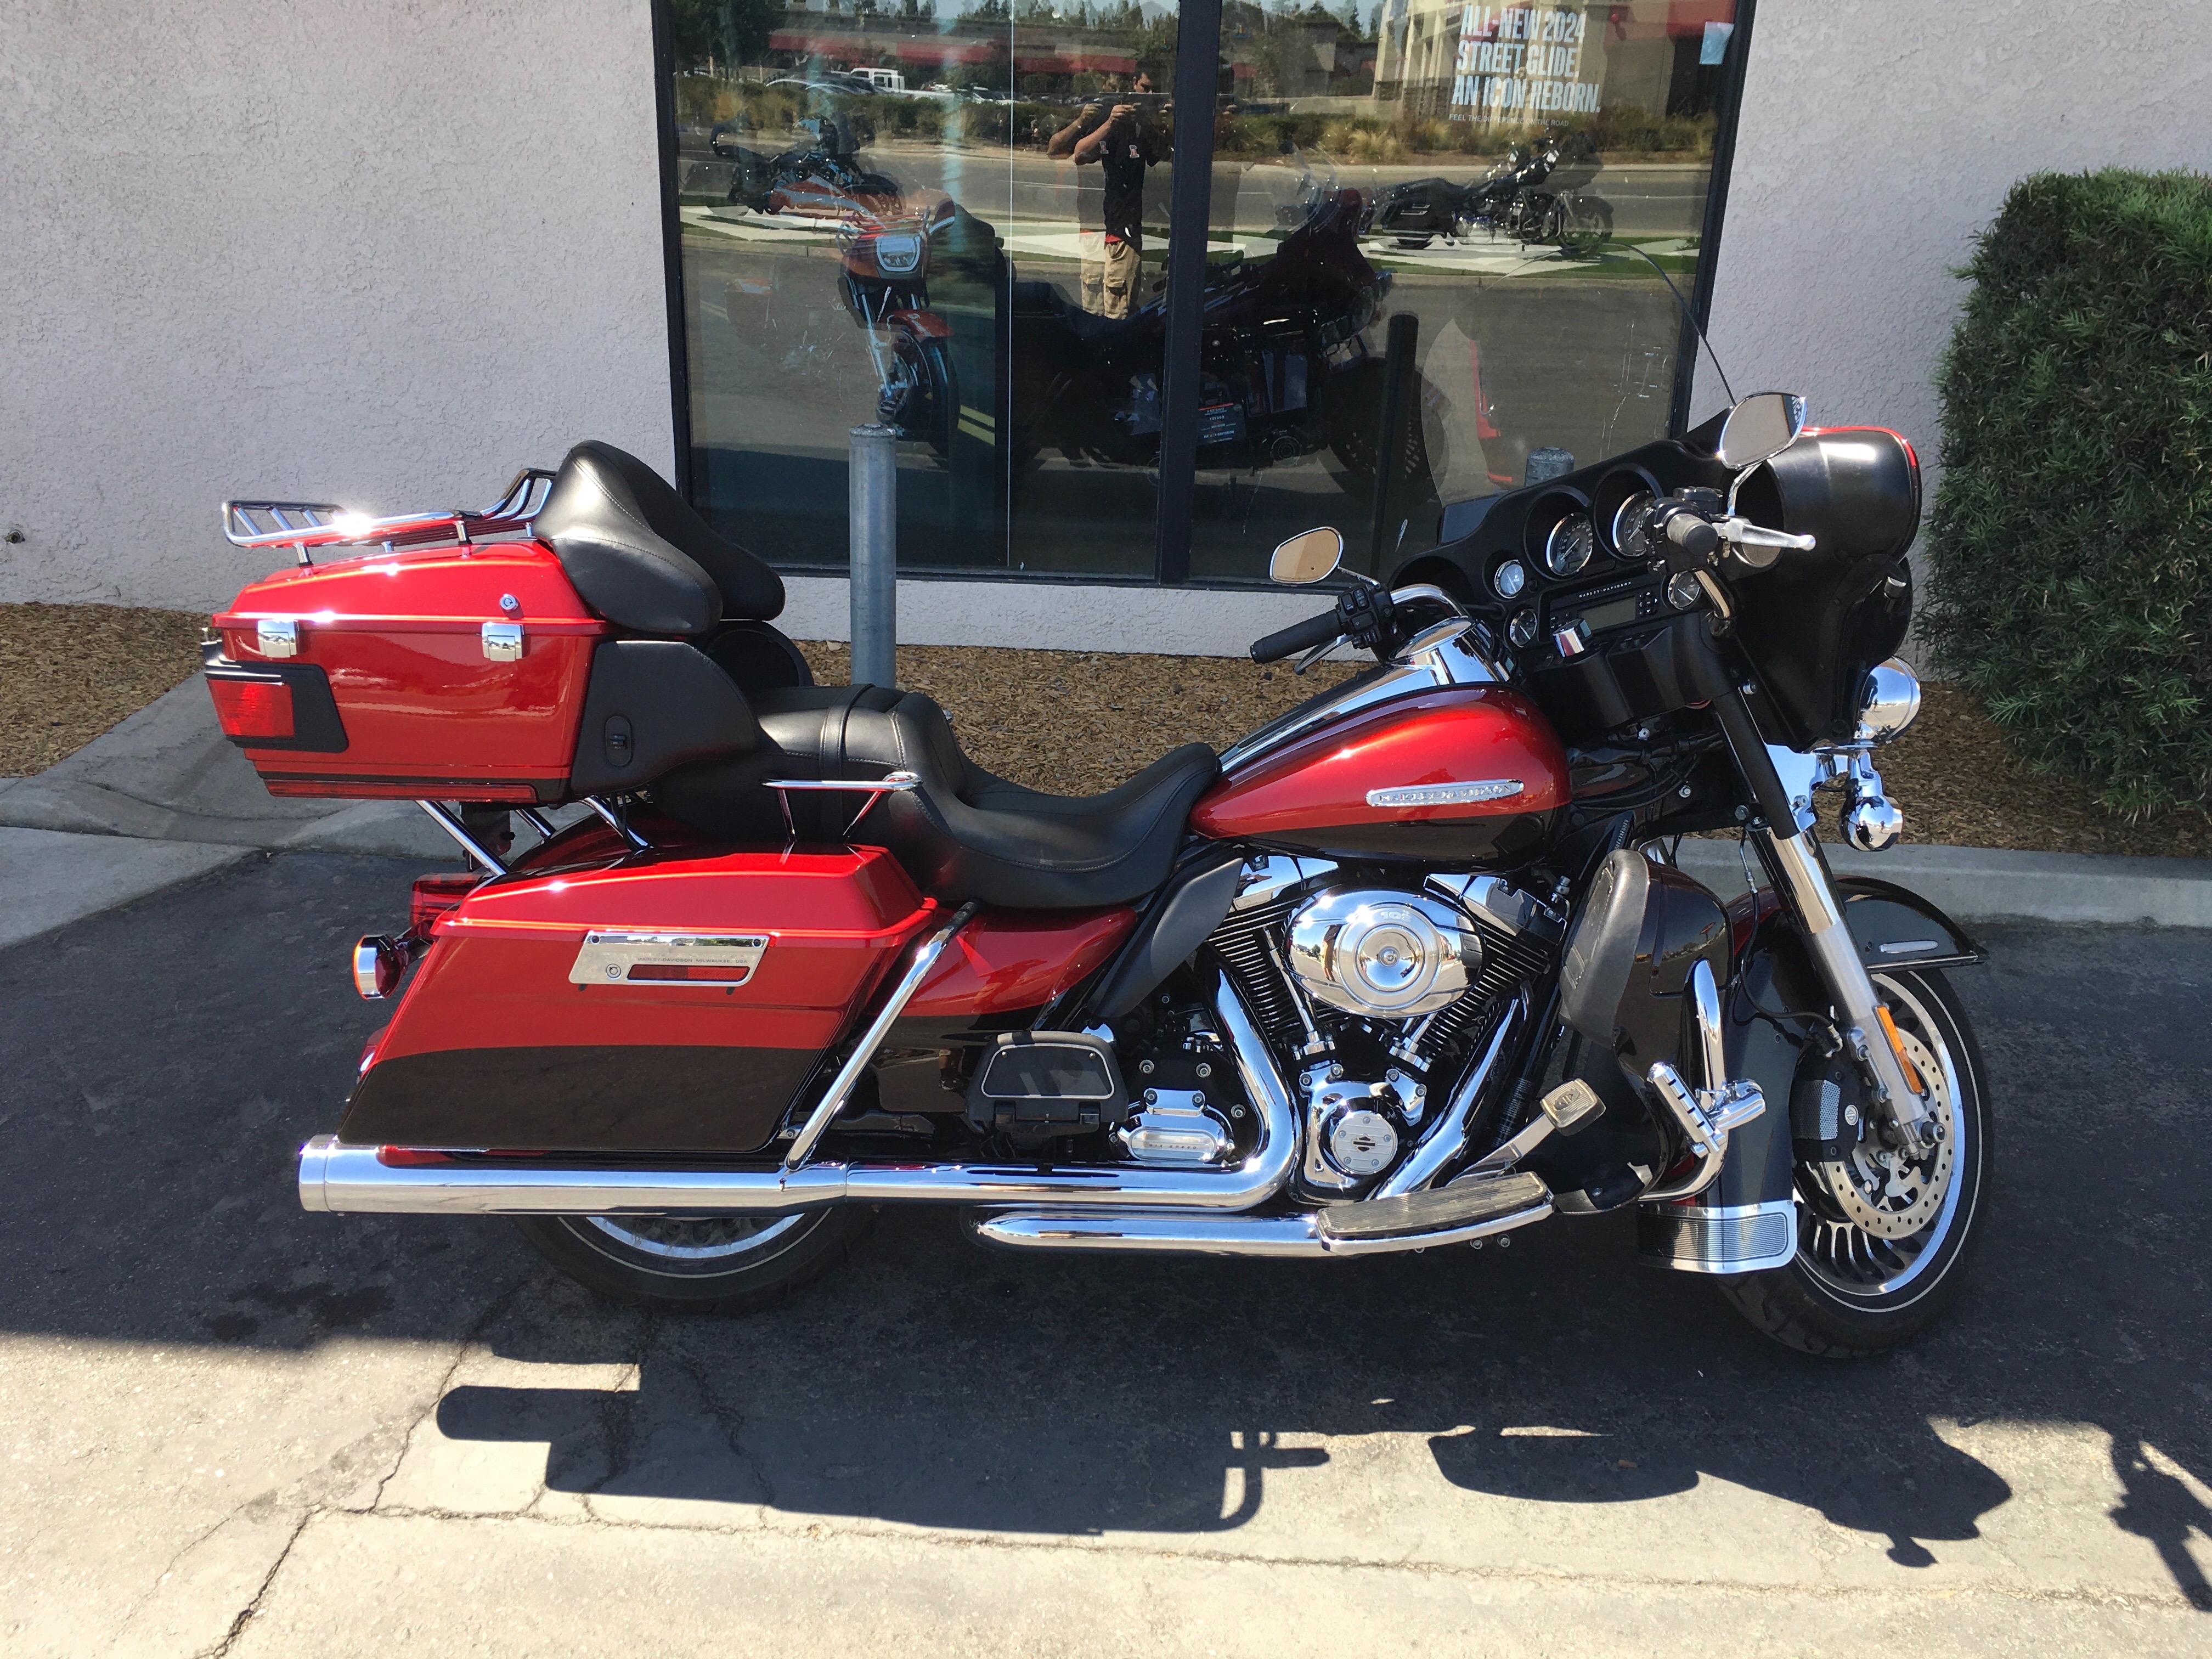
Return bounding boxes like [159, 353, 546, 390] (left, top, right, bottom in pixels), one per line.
[1047, 73, 1167, 319]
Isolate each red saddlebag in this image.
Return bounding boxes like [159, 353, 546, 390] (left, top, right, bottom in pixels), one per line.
[340, 844, 935, 1154]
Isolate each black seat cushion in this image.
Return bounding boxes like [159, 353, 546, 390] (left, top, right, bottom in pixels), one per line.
[654, 685, 1220, 909]
[537, 441, 785, 635]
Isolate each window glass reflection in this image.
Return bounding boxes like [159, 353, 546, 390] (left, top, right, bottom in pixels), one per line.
[1187, 0, 1737, 580]
[665, 1, 1738, 586]
[672, 4, 1183, 578]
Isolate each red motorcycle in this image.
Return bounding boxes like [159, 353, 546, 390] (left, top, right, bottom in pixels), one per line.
[210, 397, 1991, 1357]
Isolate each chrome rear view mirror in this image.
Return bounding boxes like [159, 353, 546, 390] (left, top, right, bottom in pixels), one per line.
[1716, 392, 1808, 470]
[1269, 526, 1344, 586]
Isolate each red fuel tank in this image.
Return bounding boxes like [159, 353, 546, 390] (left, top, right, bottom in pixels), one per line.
[1190, 687, 1568, 862]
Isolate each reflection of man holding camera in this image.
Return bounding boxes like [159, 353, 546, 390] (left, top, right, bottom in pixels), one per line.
[1047, 74, 1166, 318]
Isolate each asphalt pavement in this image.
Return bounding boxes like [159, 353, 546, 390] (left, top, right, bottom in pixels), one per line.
[3, 850, 2208, 1655]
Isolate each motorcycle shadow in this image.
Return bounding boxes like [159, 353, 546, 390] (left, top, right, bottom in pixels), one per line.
[431, 1208, 2017, 1558]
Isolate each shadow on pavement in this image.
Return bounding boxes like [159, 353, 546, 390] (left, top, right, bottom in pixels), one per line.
[2, 853, 2207, 1601]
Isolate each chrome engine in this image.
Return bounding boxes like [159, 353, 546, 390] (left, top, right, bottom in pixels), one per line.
[1204, 856, 1564, 1197]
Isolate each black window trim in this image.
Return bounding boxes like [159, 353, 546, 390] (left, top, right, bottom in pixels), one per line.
[652, 0, 1756, 591]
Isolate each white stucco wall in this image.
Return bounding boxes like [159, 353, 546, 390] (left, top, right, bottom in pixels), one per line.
[8, 1, 2208, 653]
[0, 0, 672, 610]
[1696, 0, 2212, 509]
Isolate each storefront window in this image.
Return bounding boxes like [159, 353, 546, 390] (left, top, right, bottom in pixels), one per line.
[663, 0, 1741, 583]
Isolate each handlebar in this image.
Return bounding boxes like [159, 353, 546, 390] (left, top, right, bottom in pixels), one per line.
[1251, 608, 1345, 665]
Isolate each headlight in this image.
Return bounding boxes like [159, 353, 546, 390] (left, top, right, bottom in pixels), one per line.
[1855, 658, 1921, 743]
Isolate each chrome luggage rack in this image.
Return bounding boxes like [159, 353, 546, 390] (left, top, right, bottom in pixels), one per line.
[222, 468, 558, 566]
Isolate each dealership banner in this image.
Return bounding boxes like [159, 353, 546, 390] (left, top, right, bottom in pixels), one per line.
[1451, 4, 1605, 117]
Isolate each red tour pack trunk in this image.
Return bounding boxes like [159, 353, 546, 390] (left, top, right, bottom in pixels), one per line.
[207, 539, 608, 803]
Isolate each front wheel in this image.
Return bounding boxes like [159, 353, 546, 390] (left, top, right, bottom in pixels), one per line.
[512, 1207, 872, 1314]
[1718, 967, 1993, 1357]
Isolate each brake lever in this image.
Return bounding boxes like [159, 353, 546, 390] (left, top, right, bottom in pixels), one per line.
[1293, 636, 1345, 675]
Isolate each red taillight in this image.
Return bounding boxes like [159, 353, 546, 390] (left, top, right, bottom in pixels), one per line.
[208, 676, 296, 740]
[623, 963, 755, 983]
[410, 871, 481, 933]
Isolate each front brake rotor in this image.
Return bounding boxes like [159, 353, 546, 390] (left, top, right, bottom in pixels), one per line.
[1791, 1026, 1954, 1239]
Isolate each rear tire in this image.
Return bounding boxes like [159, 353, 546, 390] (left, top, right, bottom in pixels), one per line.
[512, 1207, 873, 1314]
[1718, 968, 1991, 1357]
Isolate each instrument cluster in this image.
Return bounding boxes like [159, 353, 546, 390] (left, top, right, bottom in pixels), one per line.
[1472, 463, 1676, 655]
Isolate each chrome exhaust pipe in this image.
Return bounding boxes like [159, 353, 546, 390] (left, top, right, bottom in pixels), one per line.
[300, 969, 1297, 1217]
[964, 1191, 1554, 1259]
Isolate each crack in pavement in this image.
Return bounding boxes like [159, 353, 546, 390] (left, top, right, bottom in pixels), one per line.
[664, 1335, 781, 1508]
[191, 1508, 313, 1659]
[359, 1273, 534, 1516]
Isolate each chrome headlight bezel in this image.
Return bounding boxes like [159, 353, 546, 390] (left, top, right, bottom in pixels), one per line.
[1855, 657, 1921, 745]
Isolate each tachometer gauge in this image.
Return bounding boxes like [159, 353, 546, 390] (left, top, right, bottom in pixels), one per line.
[1611, 492, 1658, 557]
[1544, 512, 1594, 577]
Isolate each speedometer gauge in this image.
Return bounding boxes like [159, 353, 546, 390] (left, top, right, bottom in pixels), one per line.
[1611, 492, 1658, 557]
[1544, 513, 1594, 577]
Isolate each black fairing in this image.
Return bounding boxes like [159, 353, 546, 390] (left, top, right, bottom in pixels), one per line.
[1729, 428, 1920, 747]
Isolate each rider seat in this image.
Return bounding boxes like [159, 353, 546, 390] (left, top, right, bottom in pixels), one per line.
[656, 685, 1220, 909]
[535, 441, 786, 636]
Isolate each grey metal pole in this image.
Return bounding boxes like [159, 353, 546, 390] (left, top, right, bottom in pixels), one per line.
[849, 422, 898, 688]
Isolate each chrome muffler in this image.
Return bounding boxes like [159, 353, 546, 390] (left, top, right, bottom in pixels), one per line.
[965, 1173, 1554, 1259]
[300, 969, 1299, 1218]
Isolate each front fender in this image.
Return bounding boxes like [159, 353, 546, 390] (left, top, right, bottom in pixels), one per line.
[1838, 876, 1985, 971]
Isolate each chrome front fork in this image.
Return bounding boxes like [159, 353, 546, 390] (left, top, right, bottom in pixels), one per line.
[1758, 824, 1933, 1156]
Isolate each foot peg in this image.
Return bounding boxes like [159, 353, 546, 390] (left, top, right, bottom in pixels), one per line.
[1467, 1079, 1603, 1175]
[1644, 1064, 1764, 1201]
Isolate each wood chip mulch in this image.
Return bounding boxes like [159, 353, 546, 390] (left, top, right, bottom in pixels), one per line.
[4, 604, 2204, 860]
[0, 604, 208, 777]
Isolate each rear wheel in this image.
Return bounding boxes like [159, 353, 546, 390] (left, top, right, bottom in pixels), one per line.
[1719, 968, 1991, 1357]
[512, 1207, 872, 1314]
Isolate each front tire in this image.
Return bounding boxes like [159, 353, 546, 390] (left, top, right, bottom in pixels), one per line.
[512, 1207, 872, 1314]
[1718, 967, 1992, 1357]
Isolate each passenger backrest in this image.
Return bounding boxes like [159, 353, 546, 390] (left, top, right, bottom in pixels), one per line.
[537, 442, 786, 634]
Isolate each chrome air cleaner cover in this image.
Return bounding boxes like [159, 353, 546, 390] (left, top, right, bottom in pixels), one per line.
[1284, 888, 1481, 1019]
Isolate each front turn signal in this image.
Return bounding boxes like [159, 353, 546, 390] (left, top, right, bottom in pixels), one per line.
[1874, 1005, 1925, 1097]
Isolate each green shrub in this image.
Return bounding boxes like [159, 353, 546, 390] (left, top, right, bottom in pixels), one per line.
[1923, 169, 2212, 815]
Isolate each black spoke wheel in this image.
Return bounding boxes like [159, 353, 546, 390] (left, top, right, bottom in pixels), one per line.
[512, 1206, 873, 1314]
[1719, 967, 1993, 1357]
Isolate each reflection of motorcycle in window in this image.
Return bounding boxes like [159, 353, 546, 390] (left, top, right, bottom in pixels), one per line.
[1372, 128, 1613, 259]
[878, 153, 1448, 509]
[715, 115, 912, 221]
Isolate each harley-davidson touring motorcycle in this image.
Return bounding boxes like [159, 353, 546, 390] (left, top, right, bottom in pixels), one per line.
[209, 391, 1986, 1356]
[1372, 127, 1613, 258]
